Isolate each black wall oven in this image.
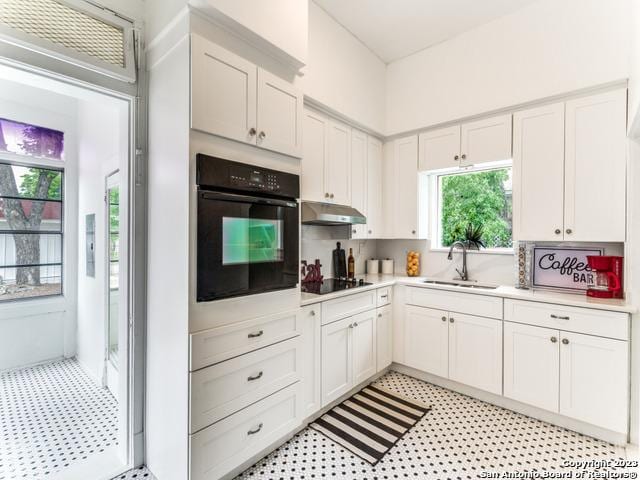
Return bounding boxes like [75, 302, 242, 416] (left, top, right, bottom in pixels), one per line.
[196, 154, 300, 302]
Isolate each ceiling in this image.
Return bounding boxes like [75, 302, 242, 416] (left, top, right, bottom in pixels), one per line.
[313, 0, 540, 63]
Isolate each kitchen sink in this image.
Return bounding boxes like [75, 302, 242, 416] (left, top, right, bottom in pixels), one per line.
[422, 280, 498, 290]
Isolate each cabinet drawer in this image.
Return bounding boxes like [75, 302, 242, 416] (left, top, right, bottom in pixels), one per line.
[504, 300, 628, 340]
[190, 337, 300, 433]
[322, 290, 376, 325]
[190, 383, 301, 480]
[190, 309, 301, 370]
[376, 287, 392, 307]
[406, 287, 503, 319]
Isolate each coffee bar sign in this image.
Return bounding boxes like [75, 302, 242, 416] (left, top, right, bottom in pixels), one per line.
[532, 247, 603, 291]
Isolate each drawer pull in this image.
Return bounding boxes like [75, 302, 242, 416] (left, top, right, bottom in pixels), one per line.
[248, 330, 264, 338]
[562, 338, 569, 345]
[247, 423, 263, 435]
[247, 371, 264, 382]
[380, 294, 389, 299]
[550, 314, 570, 320]
[550, 336, 558, 343]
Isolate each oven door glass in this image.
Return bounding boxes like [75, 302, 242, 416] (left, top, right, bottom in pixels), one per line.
[197, 191, 299, 301]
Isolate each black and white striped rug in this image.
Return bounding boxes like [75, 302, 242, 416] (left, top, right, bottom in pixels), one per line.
[310, 384, 431, 465]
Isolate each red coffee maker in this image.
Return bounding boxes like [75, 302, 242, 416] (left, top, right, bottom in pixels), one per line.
[586, 255, 623, 299]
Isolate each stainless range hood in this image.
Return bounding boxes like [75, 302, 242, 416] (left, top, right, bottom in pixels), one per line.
[301, 201, 366, 226]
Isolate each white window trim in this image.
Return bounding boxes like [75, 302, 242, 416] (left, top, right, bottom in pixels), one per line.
[427, 160, 514, 255]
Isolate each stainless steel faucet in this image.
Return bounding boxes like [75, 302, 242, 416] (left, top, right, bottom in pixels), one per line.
[447, 241, 468, 281]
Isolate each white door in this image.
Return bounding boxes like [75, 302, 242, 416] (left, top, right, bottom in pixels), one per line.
[393, 135, 419, 239]
[504, 322, 559, 413]
[350, 128, 367, 239]
[460, 114, 512, 167]
[448, 313, 502, 395]
[190, 34, 257, 144]
[418, 125, 461, 171]
[559, 331, 628, 433]
[564, 89, 627, 242]
[300, 305, 322, 418]
[352, 310, 377, 385]
[403, 305, 448, 378]
[366, 136, 383, 238]
[376, 305, 392, 372]
[325, 119, 351, 205]
[301, 108, 328, 203]
[321, 316, 353, 407]
[105, 173, 121, 399]
[513, 103, 565, 241]
[256, 69, 303, 158]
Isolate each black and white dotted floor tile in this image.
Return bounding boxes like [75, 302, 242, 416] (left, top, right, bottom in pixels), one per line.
[236, 371, 627, 480]
[0, 358, 119, 480]
[111, 466, 156, 480]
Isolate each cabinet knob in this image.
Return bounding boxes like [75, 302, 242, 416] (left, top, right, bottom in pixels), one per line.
[368, 230, 372, 234]
[454, 155, 459, 161]
[412, 230, 416, 235]
[554, 229, 561, 235]
[325, 193, 330, 198]
[348, 323, 354, 328]
[248, 127, 257, 136]
[330, 193, 334, 199]
[258, 131, 266, 140]
[562, 338, 569, 345]
[441, 316, 447, 322]
[565, 228, 572, 235]
[353, 229, 357, 234]
[461, 154, 467, 160]
[310, 310, 315, 316]
[550, 336, 558, 343]
[353, 322, 358, 327]
[378, 313, 382, 318]
[449, 317, 454, 323]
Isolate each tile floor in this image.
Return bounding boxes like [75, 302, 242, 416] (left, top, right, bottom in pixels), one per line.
[237, 371, 628, 479]
[112, 466, 155, 479]
[0, 358, 119, 480]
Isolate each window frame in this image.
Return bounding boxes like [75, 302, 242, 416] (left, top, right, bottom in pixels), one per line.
[0, 159, 65, 303]
[428, 160, 514, 255]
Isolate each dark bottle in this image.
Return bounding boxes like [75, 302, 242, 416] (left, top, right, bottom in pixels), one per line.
[347, 248, 355, 279]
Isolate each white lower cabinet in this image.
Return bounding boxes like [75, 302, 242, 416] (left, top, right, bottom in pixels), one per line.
[376, 305, 393, 372]
[300, 305, 321, 418]
[448, 313, 502, 395]
[404, 305, 449, 378]
[504, 321, 560, 412]
[321, 316, 353, 406]
[352, 310, 377, 385]
[559, 331, 628, 433]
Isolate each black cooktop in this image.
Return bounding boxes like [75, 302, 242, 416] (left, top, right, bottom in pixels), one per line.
[301, 278, 372, 295]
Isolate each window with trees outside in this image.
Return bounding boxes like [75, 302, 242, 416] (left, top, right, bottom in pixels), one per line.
[435, 165, 512, 251]
[0, 118, 64, 301]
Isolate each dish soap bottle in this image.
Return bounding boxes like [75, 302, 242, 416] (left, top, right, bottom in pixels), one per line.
[348, 248, 355, 279]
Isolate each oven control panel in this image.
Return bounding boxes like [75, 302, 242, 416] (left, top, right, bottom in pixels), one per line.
[230, 169, 281, 192]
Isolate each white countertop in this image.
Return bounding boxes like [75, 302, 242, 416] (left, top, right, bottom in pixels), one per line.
[300, 274, 637, 313]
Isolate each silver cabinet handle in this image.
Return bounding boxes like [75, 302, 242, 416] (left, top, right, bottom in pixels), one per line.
[550, 336, 558, 343]
[248, 127, 257, 136]
[247, 423, 263, 435]
[565, 228, 572, 235]
[562, 338, 569, 345]
[248, 330, 264, 338]
[555, 229, 561, 235]
[258, 131, 266, 140]
[381, 294, 389, 299]
[550, 314, 570, 320]
[449, 317, 455, 323]
[247, 371, 263, 381]
[441, 316, 447, 322]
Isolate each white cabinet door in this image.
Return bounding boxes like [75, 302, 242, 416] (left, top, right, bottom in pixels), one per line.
[418, 125, 461, 171]
[559, 331, 628, 433]
[300, 305, 321, 418]
[325, 119, 351, 205]
[350, 128, 368, 239]
[504, 322, 559, 413]
[376, 305, 392, 372]
[513, 103, 565, 241]
[393, 135, 420, 239]
[321, 316, 353, 407]
[564, 89, 627, 242]
[460, 114, 512, 167]
[366, 136, 383, 238]
[352, 310, 377, 386]
[191, 34, 257, 144]
[404, 305, 448, 378]
[256, 68, 303, 158]
[301, 108, 328, 203]
[448, 313, 502, 395]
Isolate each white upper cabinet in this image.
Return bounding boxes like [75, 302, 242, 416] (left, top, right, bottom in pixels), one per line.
[564, 89, 627, 242]
[350, 129, 368, 239]
[256, 69, 303, 158]
[460, 114, 512, 167]
[326, 119, 352, 205]
[418, 125, 461, 171]
[191, 35, 257, 145]
[513, 102, 565, 241]
[366, 137, 383, 238]
[191, 34, 303, 158]
[301, 109, 329, 202]
[418, 114, 512, 171]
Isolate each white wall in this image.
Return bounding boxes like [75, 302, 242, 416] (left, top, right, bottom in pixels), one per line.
[301, 1, 386, 134]
[386, 0, 631, 135]
[629, 0, 640, 133]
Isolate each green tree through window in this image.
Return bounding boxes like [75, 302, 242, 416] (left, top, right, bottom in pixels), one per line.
[440, 168, 512, 249]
